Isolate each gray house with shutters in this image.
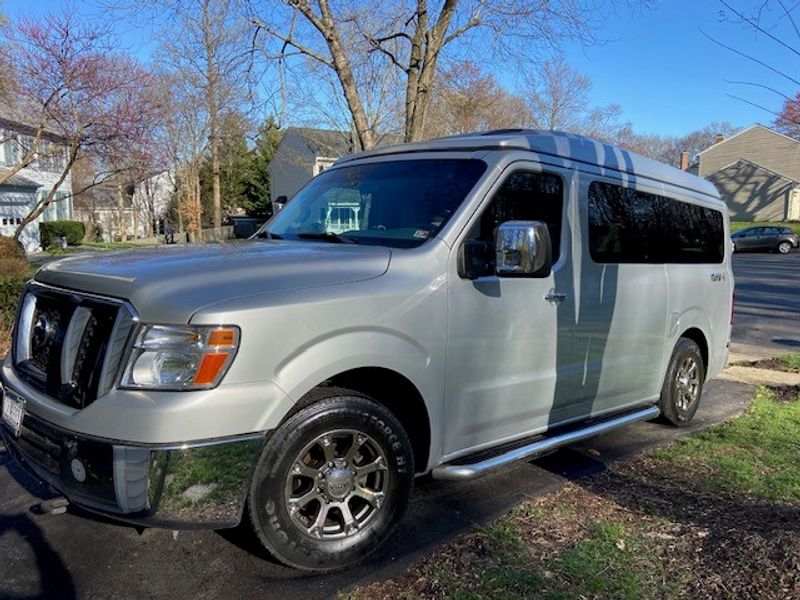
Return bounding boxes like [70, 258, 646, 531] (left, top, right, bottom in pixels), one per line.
[0, 102, 74, 252]
[697, 124, 800, 221]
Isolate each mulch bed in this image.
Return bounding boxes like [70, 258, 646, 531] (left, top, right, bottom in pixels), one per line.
[347, 452, 800, 600]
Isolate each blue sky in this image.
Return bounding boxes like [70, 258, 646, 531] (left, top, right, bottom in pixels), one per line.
[5, 0, 799, 137]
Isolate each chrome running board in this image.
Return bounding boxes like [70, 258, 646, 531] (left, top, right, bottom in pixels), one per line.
[431, 405, 661, 481]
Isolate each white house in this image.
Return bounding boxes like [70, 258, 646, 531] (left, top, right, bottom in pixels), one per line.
[132, 169, 174, 234]
[0, 106, 74, 252]
[73, 170, 174, 242]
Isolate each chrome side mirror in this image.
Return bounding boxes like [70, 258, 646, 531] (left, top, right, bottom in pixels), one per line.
[495, 221, 552, 277]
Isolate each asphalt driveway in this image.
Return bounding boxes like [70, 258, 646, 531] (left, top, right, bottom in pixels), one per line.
[0, 252, 797, 600]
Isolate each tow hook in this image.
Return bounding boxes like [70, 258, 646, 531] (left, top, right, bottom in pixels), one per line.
[35, 496, 69, 515]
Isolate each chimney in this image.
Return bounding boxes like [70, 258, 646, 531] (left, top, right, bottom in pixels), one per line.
[713, 134, 725, 144]
[680, 151, 689, 171]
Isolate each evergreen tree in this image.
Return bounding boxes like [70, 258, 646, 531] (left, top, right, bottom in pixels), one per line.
[245, 117, 282, 218]
[200, 109, 253, 222]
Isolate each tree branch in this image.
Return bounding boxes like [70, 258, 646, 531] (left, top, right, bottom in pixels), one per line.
[701, 28, 800, 87]
[720, 0, 800, 60]
[251, 17, 334, 68]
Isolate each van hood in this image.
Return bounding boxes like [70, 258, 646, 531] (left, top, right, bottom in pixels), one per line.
[34, 241, 391, 323]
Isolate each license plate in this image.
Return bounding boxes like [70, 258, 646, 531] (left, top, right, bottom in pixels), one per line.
[2, 390, 24, 438]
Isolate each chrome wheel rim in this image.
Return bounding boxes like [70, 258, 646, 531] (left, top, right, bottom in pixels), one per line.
[674, 356, 700, 414]
[780, 242, 791, 254]
[284, 429, 389, 540]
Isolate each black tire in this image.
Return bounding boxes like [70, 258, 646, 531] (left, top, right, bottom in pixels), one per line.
[659, 338, 705, 427]
[247, 388, 414, 571]
[778, 241, 793, 254]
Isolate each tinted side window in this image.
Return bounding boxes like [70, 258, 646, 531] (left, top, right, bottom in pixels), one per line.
[588, 182, 660, 263]
[588, 181, 724, 264]
[662, 198, 724, 263]
[474, 171, 564, 261]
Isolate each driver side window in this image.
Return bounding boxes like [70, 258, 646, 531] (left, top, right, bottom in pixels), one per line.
[470, 171, 564, 262]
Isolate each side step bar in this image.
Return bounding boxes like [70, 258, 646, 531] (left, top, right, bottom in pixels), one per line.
[432, 405, 660, 481]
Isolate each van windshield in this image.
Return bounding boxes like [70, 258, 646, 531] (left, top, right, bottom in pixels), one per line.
[258, 159, 488, 248]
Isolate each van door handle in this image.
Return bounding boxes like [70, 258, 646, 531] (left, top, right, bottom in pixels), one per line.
[545, 292, 568, 304]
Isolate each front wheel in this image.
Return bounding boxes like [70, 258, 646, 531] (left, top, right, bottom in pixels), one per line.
[778, 241, 793, 254]
[247, 388, 414, 571]
[659, 338, 705, 427]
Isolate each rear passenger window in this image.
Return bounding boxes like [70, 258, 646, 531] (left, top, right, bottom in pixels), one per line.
[473, 171, 564, 261]
[588, 181, 724, 264]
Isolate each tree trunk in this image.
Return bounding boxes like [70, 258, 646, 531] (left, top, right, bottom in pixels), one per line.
[404, 0, 458, 142]
[194, 171, 202, 235]
[287, 1, 375, 150]
[13, 145, 77, 243]
[203, 0, 222, 229]
[117, 182, 127, 242]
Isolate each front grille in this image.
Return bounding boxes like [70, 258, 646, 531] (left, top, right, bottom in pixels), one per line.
[10, 411, 118, 508]
[12, 284, 136, 408]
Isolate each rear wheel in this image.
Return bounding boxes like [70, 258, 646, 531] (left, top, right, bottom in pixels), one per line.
[659, 338, 705, 426]
[778, 241, 793, 254]
[247, 388, 414, 571]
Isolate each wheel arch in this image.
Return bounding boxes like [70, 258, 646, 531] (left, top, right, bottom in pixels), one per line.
[291, 367, 432, 474]
[679, 327, 709, 373]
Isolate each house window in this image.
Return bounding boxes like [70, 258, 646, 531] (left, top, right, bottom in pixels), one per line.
[4, 133, 20, 166]
[313, 156, 337, 177]
[36, 140, 65, 172]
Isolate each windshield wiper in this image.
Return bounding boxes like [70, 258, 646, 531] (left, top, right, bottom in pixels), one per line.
[296, 232, 358, 244]
[253, 230, 283, 240]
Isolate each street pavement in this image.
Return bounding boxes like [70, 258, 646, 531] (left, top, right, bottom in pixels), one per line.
[730, 252, 800, 352]
[0, 252, 797, 600]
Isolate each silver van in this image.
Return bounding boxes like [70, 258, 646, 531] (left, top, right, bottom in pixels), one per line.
[1, 130, 733, 571]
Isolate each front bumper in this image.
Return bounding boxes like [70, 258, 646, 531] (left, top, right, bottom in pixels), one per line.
[1, 386, 266, 529]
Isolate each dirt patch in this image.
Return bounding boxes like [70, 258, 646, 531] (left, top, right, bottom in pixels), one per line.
[743, 357, 800, 373]
[767, 384, 800, 403]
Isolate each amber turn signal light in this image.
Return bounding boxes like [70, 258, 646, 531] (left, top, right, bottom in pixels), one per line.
[207, 328, 237, 347]
[193, 352, 230, 385]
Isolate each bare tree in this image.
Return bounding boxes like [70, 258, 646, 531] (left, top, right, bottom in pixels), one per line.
[249, 1, 642, 146]
[158, 0, 251, 230]
[3, 10, 164, 243]
[522, 56, 625, 139]
[159, 72, 209, 237]
[424, 60, 530, 138]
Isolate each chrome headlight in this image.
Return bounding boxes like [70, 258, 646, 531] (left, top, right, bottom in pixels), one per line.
[120, 325, 240, 390]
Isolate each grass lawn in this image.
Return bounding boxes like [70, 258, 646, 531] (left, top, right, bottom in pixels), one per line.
[653, 386, 800, 503]
[344, 386, 800, 600]
[777, 354, 800, 373]
[730, 220, 800, 235]
[45, 241, 160, 255]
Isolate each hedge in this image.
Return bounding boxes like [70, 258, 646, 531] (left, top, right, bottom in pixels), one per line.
[40, 220, 85, 248]
[0, 275, 28, 344]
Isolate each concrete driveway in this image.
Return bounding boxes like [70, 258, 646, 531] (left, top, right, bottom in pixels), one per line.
[0, 252, 797, 600]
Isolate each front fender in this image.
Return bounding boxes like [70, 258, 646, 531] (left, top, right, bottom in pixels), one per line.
[239, 326, 441, 436]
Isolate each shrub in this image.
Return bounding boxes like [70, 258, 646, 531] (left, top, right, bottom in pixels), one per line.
[40, 220, 85, 248]
[0, 257, 30, 278]
[0, 275, 28, 356]
[0, 235, 25, 260]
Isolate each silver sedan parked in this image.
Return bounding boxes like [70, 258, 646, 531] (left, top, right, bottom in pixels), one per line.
[731, 226, 799, 254]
